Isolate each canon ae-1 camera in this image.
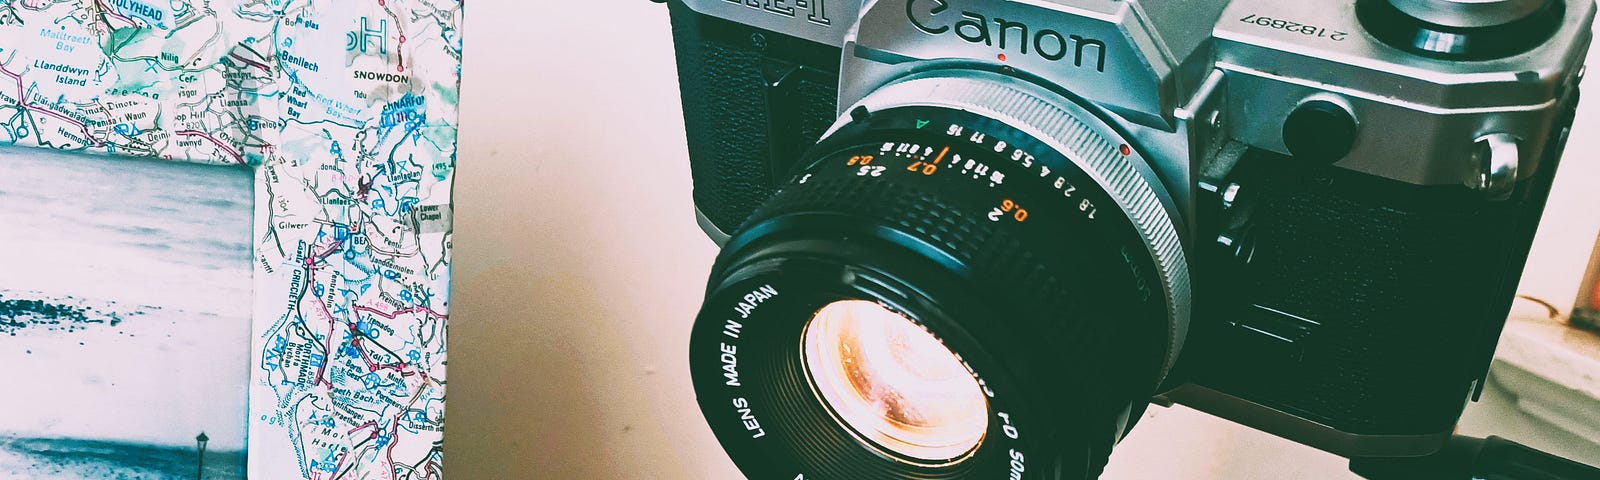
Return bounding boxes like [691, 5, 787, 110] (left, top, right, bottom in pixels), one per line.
[661, 0, 1593, 478]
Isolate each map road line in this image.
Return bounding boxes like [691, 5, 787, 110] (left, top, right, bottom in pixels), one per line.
[174, 130, 245, 164]
[0, 61, 107, 148]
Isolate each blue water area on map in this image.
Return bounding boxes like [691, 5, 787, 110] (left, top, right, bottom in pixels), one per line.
[0, 436, 244, 479]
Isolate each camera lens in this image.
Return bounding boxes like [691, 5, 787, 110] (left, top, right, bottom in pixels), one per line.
[690, 70, 1190, 479]
[802, 300, 989, 462]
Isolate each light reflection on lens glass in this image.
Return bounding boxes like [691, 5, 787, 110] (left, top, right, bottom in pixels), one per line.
[802, 300, 988, 462]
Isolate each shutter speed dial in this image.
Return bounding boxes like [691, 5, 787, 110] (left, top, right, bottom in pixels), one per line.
[1358, 0, 1566, 59]
[1388, 0, 1550, 28]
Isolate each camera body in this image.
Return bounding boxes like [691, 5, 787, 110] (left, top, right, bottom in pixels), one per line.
[669, 0, 1590, 466]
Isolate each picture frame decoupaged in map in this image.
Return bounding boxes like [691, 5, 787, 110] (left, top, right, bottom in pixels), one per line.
[0, 0, 460, 478]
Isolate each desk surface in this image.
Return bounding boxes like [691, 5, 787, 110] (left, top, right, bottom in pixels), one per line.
[443, 2, 1600, 478]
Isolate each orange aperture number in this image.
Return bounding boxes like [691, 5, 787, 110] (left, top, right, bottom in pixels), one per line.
[907, 146, 950, 176]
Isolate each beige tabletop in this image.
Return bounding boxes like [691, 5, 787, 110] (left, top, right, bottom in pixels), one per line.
[445, 2, 1600, 478]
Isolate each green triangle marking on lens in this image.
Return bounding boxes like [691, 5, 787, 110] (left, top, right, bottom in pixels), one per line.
[916, 119, 930, 129]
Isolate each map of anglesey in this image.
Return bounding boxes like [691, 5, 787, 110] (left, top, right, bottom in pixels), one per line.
[1, 0, 459, 477]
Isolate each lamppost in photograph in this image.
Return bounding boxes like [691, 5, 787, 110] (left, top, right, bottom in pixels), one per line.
[195, 432, 209, 479]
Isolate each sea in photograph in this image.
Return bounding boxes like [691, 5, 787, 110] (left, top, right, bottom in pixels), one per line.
[0, 437, 245, 480]
[0, 146, 252, 479]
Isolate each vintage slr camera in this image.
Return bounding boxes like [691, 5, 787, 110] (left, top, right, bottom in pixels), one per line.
[664, 0, 1593, 478]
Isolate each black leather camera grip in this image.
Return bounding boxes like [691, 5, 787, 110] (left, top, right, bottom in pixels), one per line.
[1193, 151, 1555, 436]
[667, 1, 840, 234]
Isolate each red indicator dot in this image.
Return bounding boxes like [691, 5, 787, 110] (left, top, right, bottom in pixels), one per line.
[397, 65, 405, 72]
[399, 35, 406, 43]
[997, 53, 1008, 62]
[1119, 144, 1132, 156]
[378, 0, 385, 5]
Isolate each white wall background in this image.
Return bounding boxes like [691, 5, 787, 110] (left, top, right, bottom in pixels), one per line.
[445, 2, 1600, 478]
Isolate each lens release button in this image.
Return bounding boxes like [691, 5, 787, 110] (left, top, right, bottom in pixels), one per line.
[1282, 100, 1358, 164]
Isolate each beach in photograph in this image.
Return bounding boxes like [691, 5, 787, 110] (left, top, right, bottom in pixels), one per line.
[0, 146, 253, 479]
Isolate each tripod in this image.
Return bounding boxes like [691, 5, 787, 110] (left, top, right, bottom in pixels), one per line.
[1351, 435, 1600, 480]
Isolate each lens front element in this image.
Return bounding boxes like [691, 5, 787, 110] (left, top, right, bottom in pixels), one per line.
[803, 300, 989, 463]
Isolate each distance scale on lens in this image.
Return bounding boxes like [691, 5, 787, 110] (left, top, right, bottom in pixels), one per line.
[690, 79, 1186, 478]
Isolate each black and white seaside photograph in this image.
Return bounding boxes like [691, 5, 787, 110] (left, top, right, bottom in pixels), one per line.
[0, 146, 253, 479]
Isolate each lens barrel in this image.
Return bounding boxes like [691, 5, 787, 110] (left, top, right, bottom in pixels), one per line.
[689, 72, 1189, 479]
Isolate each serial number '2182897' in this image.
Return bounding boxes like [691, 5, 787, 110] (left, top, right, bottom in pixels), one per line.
[1240, 14, 1348, 42]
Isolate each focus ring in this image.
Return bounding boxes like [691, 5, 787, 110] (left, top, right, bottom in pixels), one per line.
[833, 72, 1192, 381]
